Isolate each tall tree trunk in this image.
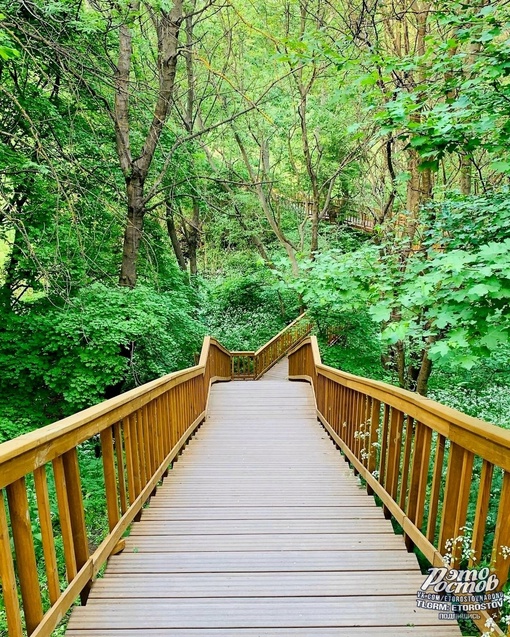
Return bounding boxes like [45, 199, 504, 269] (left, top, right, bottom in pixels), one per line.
[166, 202, 187, 271]
[298, 91, 320, 255]
[119, 174, 145, 287]
[114, 1, 183, 287]
[460, 156, 472, 195]
[188, 200, 200, 276]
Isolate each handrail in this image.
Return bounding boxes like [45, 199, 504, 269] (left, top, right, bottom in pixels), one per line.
[231, 312, 312, 379]
[344, 211, 375, 232]
[288, 336, 509, 636]
[0, 336, 231, 637]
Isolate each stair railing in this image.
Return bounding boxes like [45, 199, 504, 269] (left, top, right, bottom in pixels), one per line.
[0, 337, 231, 637]
[231, 312, 312, 380]
[288, 335, 510, 637]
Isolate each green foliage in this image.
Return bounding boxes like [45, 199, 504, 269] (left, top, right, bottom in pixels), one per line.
[373, 2, 510, 170]
[427, 347, 510, 428]
[422, 192, 510, 250]
[314, 308, 389, 381]
[0, 283, 203, 437]
[201, 270, 300, 350]
[278, 185, 510, 401]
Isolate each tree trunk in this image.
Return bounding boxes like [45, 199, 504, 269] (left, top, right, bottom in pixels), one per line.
[166, 203, 187, 271]
[114, 1, 183, 287]
[119, 175, 145, 288]
[460, 156, 472, 195]
[416, 349, 433, 396]
[395, 340, 406, 389]
[188, 200, 200, 276]
[310, 200, 319, 255]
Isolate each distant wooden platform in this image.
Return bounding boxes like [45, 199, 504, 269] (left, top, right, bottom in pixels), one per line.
[66, 359, 461, 636]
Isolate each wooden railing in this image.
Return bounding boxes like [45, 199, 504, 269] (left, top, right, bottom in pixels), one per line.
[231, 313, 312, 380]
[230, 351, 256, 379]
[344, 211, 375, 232]
[0, 337, 231, 637]
[289, 336, 510, 637]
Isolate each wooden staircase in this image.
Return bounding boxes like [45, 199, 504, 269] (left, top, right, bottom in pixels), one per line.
[65, 359, 460, 636]
[0, 315, 508, 636]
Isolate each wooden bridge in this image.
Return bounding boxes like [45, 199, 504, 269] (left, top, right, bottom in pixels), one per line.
[1, 315, 509, 637]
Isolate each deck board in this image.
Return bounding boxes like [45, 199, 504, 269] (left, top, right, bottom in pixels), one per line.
[66, 359, 462, 636]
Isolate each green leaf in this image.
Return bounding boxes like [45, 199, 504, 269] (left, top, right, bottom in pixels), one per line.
[468, 283, 490, 299]
[429, 341, 450, 360]
[0, 45, 20, 60]
[490, 161, 510, 173]
[480, 328, 508, 349]
[369, 304, 391, 323]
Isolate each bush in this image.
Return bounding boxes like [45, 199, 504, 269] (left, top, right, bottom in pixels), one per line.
[201, 272, 300, 350]
[0, 283, 203, 438]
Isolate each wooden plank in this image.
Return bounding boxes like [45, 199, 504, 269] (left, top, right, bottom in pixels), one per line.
[123, 414, 137, 501]
[6, 477, 44, 634]
[398, 416, 414, 510]
[128, 519, 393, 534]
[100, 427, 120, 531]
[65, 629, 460, 637]
[62, 448, 90, 603]
[491, 470, 510, 587]
[406, 422, 432, 540]
[34, 466, 61, 605]
[157, 486, 370, 496]
[385, 408, 404, 501]
[148, 498, 378, 507]
[66, 597, 458, 629]
[0, 489, 23, 637]
[106, 549, 419, 573]
[124, 533, 405, 552]
[426, 434, 445, 544]
[136, 409, 148, 488]
[140, 506, 382, 519]
[114, 421, 128, 514]
[439, 443, 474, 561]
[89, 571, 427, 598]
[378, 403, 390, 485]
[62, 450, 89, 571]
[471, 459, 494, 565]
[52, 455, 77, 582]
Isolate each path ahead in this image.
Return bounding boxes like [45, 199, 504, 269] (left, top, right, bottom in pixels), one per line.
[66, 359, 461, 636]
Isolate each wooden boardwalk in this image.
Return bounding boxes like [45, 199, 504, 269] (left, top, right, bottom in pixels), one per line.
[66, 360, 461, 637]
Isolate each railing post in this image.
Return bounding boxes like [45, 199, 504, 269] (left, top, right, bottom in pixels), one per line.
[492, 471, 510, 588]
[438, 443, 474, 565]
[34, 466, 61, 605]
[0, 489, 23, 637]
[6, 478, 44, 634]
[366, 399, 380, 495]
[101, 426, 121, 532]
[63, 448, 91, 603]
[405, 422, 432, 551]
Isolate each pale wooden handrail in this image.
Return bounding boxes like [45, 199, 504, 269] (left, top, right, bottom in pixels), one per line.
[0, 336, 231, 637]
[288, 336, 510, 637]
[231, 313, 312, 379]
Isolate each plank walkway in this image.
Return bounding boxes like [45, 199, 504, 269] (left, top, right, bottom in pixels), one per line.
[66, 360, 462, 637]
